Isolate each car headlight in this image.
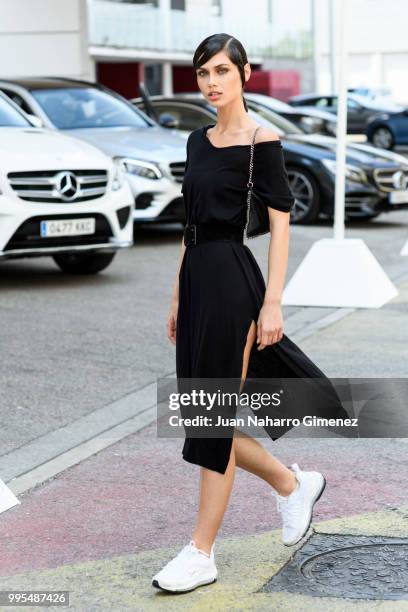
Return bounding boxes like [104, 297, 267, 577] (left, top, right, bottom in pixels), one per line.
[321, 159, 368, 183]
[115, 157, 163, 180]
[111, 160, 126, 191]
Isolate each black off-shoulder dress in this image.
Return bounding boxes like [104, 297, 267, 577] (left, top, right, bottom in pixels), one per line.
[176, 124, 344, 474]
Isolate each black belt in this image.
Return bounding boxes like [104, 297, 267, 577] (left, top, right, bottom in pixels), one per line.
[183, 223, 244, 247]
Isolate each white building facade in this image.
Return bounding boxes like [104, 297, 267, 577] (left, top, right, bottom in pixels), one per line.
[88, 0, 311, 98]
[0, 0, 94, 80]
[1, 0, 407, 103]
[314, 0, 408, 104]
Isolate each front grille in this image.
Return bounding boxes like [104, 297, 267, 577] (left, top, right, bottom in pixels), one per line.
[7, 169, 109, 203]
[372, 167, 408, 192]
[168, 161, 186, 183]
[4, 213, 113, 251]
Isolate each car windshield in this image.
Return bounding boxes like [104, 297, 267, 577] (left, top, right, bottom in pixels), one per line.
[30, 87, 150, 129]
[251, 96, 292, 112]
[0, 96, 30, 127]
[247, 102, 304, 134]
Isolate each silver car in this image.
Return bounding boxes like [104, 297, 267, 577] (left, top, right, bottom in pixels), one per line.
[0, 77, 189, 226]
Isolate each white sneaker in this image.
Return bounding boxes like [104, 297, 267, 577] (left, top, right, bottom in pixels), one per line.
[152, 540, 217, 593]
[272, 463, 326, 546]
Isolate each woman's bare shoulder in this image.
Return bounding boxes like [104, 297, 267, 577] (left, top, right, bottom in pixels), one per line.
[255, 126, 281, 144]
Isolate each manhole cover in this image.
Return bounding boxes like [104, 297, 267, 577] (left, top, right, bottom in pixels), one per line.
[261, 533, 408, 600]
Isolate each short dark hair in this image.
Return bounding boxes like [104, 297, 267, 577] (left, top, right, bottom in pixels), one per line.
[193, 33, 249, 112]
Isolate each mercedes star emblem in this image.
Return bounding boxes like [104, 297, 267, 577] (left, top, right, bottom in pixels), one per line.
[55, 171, 79, 201]
[392, 170, 407, 191]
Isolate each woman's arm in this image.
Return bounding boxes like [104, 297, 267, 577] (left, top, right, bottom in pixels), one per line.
[168, 131, 190, 344]
[257, 209, 290, 350]
[167, 236, 186, 345]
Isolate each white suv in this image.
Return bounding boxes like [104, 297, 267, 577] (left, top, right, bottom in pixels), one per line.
[0, 78, 189, 226]
[0, 93, 133, 274]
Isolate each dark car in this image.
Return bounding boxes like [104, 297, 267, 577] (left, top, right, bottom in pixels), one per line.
[365, 110, 408, 150]
[243, 92, 338, 136]
[133, 92, 408, 224]
[348, 87, 393, 105]
[287, 92, 408, 137]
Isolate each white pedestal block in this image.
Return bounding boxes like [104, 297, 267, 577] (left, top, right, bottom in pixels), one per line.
[282, 238, 398, 308]
[0, 478, 20, 514]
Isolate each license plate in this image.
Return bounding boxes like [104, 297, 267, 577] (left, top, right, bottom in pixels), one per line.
[40, 218, 96, 237]
[389, 190, 408, 204]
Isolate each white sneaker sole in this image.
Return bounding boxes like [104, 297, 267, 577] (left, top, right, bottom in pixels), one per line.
[152, 575, 217, 593]
[283, 473, 326, 547]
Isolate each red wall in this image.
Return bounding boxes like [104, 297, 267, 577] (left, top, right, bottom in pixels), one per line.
[245, 70, 300, 101]
[96, 62, 300, 102]
[172, 65, 263, 94]
[172, 65, 198, 93]
[96, 62, 144, 98]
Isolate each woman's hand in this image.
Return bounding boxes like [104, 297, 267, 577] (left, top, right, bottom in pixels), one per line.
[256, 302, 284, 350]
[167, 299, 178, 345]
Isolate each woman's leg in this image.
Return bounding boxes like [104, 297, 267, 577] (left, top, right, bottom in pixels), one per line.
[233, 432, 296, 495]
[190, 319, 296, 556]
[189, 320, 256, 554]
[237, 319, 297, 496]
[192, 442, 236, 554]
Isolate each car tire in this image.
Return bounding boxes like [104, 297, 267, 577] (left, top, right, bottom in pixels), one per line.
[52, 251, 116, 274]
[287, 167, 320, 224]
[371, 126, 394, 150]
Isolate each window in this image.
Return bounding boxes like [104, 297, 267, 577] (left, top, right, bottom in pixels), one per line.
[315, 97, 331, 108]
[211, 0, 222, 16]
[246, 101, 303, 135]
[267, 0, 273, 22]
[0, 96, 30, 127]
[1, 89, 33, 115]
[30, 87, 150, 130]
[347, 98, 362, 110]
[155, 104, 212, 131]
[330, 97, 361, 110]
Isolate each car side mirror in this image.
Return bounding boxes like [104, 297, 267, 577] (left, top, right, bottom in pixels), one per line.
[159, 113, 179, 128]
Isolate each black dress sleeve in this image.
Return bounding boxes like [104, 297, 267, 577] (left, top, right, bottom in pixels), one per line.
[252, 141, 295, 213]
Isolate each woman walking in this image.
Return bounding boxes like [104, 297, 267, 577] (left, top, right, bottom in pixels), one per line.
[153, 33, 344, 593]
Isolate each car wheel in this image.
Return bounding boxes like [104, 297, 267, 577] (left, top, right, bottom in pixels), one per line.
[52, 251, 116, 274]
[371, 126, 394, 150]
[287, 167, 320, 224]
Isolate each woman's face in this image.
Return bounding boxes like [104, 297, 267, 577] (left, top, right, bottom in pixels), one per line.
[196, 50, 250, 108]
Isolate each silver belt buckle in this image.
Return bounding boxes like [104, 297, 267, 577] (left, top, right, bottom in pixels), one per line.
[184, 224, 197, 246]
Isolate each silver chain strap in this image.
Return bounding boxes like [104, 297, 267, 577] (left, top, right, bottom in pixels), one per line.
[244, 126, 261, 240]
